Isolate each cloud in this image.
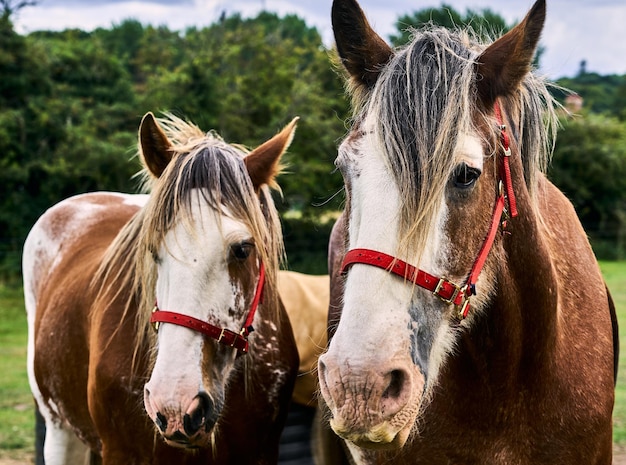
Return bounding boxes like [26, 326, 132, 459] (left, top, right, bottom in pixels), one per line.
[42, 0, 192, 4]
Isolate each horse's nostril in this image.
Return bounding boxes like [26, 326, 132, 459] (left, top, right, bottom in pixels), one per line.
[383, 369, 405, 400]
[183, 393, 214, 436]
[155, 411, 168, 433]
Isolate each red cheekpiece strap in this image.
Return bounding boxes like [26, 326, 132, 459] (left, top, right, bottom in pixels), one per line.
[242, 261, 265, 334]
[494, 101, 518, 218]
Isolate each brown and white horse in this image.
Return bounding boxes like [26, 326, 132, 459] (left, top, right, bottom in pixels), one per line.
[318, 1, 618, 464]
[23, 113, 300, 464]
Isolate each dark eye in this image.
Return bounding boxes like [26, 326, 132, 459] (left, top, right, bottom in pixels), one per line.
[230, 241, 254, 261]
[151, 250, 161, 264]
[452, 164, 481, 189]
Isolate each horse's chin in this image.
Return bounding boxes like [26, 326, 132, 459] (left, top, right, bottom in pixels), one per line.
[331, 416, 413, 451]
[162, 432, 213, 450]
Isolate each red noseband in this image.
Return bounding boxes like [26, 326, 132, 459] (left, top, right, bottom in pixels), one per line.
[340, 101, 516, 320]
[149, 262, 265, 354]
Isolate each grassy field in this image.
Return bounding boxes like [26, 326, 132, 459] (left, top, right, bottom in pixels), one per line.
[0, 286, 34, 461]
[1, 263, 626, 461]
[601, 262, 626, 444]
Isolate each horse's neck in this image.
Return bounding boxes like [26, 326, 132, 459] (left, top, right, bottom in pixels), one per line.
[252, 280, 290, 344]
[460, 176, 560, 381]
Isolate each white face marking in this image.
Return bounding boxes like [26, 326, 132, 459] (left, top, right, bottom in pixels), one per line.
[145, 189, 255, 419]
[325, 121, 488, 413]
[332, 118, 455, 375]
[455, 131, 485, 171]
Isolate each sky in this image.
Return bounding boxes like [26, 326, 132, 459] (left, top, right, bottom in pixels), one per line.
[12, 0, 626, 79]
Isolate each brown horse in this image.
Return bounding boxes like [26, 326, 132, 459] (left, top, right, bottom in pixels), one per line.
[277, 270, 329, 407]
[23, 113, 300, 464]
[317, 0, 618, 464]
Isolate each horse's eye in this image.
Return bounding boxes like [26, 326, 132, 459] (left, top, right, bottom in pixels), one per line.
[230, 242, 254, 261]
[452, 164, 481, 189]
[151, 250, 161, 264]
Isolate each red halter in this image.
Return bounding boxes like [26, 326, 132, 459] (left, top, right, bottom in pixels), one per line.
[150, 262, 265, 353]
[340, 101, 516, 320]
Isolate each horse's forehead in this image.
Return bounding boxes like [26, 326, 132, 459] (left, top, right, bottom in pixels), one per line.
[339, 120, 485, 170]
[167, 199, 250, 251]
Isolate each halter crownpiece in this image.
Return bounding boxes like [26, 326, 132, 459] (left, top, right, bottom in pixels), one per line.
[340, 101, 516, 319]
[150, 261, 266, 353]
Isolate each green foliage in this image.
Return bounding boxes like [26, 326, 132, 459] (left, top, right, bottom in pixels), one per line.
[0, 19, 142, 278]
[0, 10, 348, 278]
[556, 73, 626, 119]
[282, 216, 336, 274]
[390, 3, 509, 46]
[389, 5, 543, 67]
[1, 3, 624, 277]
[549, 114, 626, 259]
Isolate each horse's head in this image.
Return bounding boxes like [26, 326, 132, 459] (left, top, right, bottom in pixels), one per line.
[137, 113, 297, 448]
[319, 0, 552, 450]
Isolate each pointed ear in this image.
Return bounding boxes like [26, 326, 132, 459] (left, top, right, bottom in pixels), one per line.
[332, 0, 394, 90]
[138, 112, 173, 178]
[475, 0, 545, 108]
[245, 117, 298, 191]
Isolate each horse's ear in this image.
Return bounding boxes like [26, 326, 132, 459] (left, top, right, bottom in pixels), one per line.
[475, 0, 545, 108]
[245, 117, 299, 191]
[139, 112, 173, 178]
[332, 0, 394, 90]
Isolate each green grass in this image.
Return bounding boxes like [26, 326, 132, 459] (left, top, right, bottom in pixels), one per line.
[1, 264, 626, 459]
[600, 261, 626, 444]
[0, 286, 34, 460]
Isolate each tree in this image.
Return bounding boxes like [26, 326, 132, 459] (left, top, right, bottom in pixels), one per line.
[0, 0, 38, 19]
[0, 10, 349, 277]
[179, 12, 348, 217]
[549, 114, 626, 259]
[557, 73, 626, 119]
[390, 5, 543, 68]
[0, 22, 141, 277]
[390, 4, 508, 45]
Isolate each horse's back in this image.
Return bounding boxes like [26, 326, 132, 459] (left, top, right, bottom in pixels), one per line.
[278, 270, 329, 406]
[23, 192, 147, 306]
[23, 192, 147, 450]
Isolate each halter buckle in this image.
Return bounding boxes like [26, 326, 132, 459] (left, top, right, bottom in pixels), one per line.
[151, 306, 159, 332]
[433, 278, 463, 305]
[457, 298, 471, 320]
